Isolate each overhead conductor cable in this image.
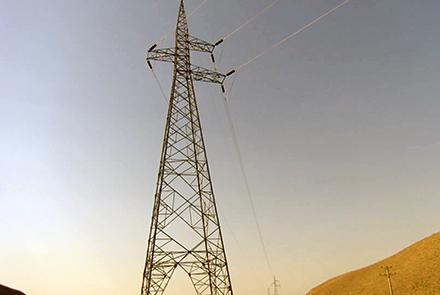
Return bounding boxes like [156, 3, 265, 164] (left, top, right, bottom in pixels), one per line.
[236, 0, 354, 72]
[219, 73, 274, 275]
[222, 0, 282, 41]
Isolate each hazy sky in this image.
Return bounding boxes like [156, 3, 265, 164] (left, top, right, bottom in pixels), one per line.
[1, 0, 439, 294]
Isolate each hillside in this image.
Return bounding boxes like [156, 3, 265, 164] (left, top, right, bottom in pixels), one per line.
[308, 232, 440, 295]
[0, 284, 25, 295]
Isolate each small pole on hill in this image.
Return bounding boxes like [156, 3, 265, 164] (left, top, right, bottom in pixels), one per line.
[381, 266, 396, 295]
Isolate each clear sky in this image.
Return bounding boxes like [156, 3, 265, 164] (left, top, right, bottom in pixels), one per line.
[1, 0, 439, 294]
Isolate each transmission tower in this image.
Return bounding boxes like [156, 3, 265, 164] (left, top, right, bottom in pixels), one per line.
[141, 1, 234, 295]
[271, 276, 280, 295]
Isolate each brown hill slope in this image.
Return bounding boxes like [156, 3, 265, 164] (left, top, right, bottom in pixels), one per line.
[0, 284, 25, 295]
[308, 232, 440, 295]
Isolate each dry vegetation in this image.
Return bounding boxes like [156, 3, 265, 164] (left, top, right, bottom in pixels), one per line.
[307, 232, 440, 295]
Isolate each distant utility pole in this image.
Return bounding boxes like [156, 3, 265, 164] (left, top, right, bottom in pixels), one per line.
[271, 277, 280, 295]
[381, 266, 396, 295]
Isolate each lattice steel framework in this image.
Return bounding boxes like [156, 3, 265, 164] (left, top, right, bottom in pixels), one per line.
[141, 1, 234, 295]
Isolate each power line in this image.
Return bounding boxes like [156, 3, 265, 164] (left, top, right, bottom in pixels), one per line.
[214, 50, 274, 274]
[188, 0, 209, 18]
[216, 207, 268, 285]
[147, 0, 355, 280]
[221, 85, 275, 276]
[236, 0, 354, 72]
[227, 73, 237, 98]
[216, 0, 355, 277]
[149, 66, 169, 103]
[217, 43, 226, 65]
[213, 0, 282, 67]
[211, 56, 275, 279]
[215, 44, 273, 274]
[222, 0, 282, 41]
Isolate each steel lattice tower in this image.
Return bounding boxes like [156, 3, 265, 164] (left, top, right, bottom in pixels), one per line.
[141, 1, 234, 295]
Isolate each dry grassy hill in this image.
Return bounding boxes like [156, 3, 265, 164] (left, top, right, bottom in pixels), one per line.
[307, 232, 440, 295]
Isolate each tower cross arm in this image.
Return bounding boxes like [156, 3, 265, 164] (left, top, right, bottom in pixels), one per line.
[147, 47, 175, 64]
[190, 64, 227, 84]
[188, 35, 217, 53]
